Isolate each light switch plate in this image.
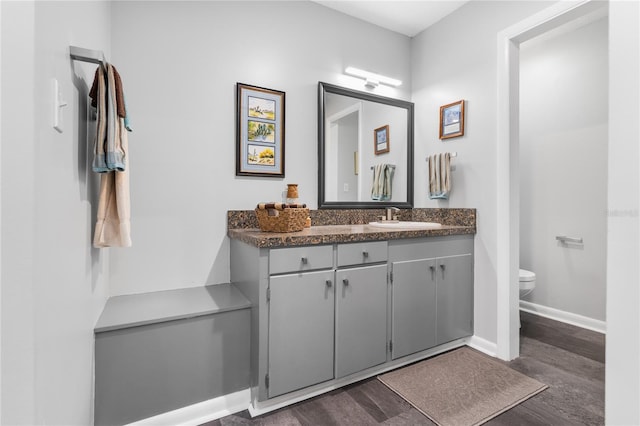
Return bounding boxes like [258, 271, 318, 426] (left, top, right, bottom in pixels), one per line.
[53, 78, 67, 133]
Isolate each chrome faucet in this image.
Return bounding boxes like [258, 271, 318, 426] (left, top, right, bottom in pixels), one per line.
[385, 206, 400, 221]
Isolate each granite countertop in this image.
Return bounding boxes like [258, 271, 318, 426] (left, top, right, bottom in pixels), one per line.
[228, 223, 475, 248]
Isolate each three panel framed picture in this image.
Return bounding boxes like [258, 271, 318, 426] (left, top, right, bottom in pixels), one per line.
[236, 83, 285, 177]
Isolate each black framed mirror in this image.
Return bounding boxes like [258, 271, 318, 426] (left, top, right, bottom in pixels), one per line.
[318, 82, 414, 209]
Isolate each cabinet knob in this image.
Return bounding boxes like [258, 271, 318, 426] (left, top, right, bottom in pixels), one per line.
[326, 280, 332, 288]
[440, 263, 446, 279]
[362, 251, 369, 258]
[343, 278, 349, 286]
[301, 257, 308, 264]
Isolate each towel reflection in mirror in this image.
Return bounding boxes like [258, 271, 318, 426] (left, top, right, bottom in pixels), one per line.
[371, 164, 395, 201]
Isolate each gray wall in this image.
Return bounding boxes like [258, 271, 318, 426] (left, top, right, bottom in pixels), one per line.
[410, 1, 554, 344]
[108, 1, 412, 296]
[606, 1, 640, 423]
[519, 17, 608, 321]
[1, 1, 111, 425]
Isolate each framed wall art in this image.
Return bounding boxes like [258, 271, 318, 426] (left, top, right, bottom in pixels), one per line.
[439, 100, 465, 139]
[374, 124, 390, 155]
[236, 83, 285, 177]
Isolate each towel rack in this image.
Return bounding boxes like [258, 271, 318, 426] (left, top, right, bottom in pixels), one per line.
[556, 235, 584, 244]
[370, 164, 396, 170]
[426, 152, 457, 161]
[70, 45, 107, 68]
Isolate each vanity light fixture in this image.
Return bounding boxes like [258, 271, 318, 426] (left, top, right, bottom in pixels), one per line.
[344, 66, 402, 88]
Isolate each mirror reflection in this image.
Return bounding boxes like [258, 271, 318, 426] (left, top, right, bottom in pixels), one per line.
[318, 82, 414, 209]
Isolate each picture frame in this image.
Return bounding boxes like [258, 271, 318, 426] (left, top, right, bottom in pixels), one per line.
[236, 83, 285, 177]
[439, 100, 465, 139]
[374, 124, 390, 155]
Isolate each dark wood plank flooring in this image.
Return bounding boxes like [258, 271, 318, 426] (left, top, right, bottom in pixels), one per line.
[204, 311, 605, 425]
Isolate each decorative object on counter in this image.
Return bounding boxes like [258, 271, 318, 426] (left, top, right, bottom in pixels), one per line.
[304, 216, 311, 228]
[371, 164, 395, 201]
[286, 183, 299, 204]
[255, 203, 309, 233]
[374, 124, 390, 155]
[439, 100, 465, 139]
[236, 83, 285, 177]
[428, 153, 452, 200]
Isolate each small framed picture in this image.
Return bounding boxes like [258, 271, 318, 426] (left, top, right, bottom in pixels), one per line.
[236, 83, 285, 177]
[374, 124, 390, 155]
[439, 100, 465, 139]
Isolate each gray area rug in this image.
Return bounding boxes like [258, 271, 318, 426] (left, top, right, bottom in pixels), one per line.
[378, 347, 548, 426]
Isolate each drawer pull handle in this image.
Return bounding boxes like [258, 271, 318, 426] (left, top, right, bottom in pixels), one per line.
[343, 279, 349, 286]
[440, 264, 446, 279]
[363, 251, 369, 258]
[301, 257, 308, 264]
[326, 280, 332, 288]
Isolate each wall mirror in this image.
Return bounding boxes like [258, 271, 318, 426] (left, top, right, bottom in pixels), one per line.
[318, 82, 414, 209]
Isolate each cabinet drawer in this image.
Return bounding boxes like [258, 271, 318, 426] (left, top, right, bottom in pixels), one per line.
[337, 241, 387, 267]
[269, 245, 333, 274]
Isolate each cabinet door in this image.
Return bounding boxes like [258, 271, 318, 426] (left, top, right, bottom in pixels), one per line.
[391, 258, 437, 359]
[436, 254, 473, 345]
[268, 270, 334, 398]
[335, 264, 388, 378]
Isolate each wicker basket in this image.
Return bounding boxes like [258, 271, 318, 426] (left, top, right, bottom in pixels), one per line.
[255, 207, 309, 233]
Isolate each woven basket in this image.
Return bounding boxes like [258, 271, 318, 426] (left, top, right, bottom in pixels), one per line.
[255, 207, 309, 233]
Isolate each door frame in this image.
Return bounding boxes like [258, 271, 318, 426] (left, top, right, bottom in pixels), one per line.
[495, 0, 607, 360]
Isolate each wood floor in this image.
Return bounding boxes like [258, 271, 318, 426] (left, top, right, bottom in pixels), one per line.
[205, 311, 605, 425]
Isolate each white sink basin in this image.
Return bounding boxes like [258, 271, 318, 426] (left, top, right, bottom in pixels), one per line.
[368, 221, 442, 229]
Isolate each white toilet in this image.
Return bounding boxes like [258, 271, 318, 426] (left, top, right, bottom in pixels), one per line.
[518, 269, 536, 328]
[519, 269, 536, 298]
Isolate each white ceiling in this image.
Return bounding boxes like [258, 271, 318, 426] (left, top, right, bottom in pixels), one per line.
[312, 1, 470, 37]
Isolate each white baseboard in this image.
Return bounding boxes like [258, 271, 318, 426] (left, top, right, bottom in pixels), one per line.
[467, 335, 498, 357]
[126, 388, 250, 426]
[520, 301, 606, 334]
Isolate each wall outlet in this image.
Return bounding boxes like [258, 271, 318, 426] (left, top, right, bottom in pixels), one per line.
[343, 183, 349, 192]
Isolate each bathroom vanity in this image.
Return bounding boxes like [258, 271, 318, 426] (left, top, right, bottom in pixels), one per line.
[228, 208, 475, 414]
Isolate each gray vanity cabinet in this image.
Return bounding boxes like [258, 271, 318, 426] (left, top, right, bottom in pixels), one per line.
[335, 264, 388, 378]
[231, 233, 473, 410]
[436, 254, 473, 345]
[391, 258, 438, 359]
[267, 270, 335, 398]
[389, 235, 474, 359]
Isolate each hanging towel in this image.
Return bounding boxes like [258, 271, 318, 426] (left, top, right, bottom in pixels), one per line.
[90, 64, 132, 132]
[371, 164, 395, 201]
[92, 63, 132, 248]
[428, 153, 451, 200]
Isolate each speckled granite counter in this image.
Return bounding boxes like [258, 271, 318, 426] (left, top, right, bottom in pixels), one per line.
[228, 208, 475, 248]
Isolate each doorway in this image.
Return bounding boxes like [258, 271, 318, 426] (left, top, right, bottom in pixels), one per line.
[496, 0, 609, 360]
[518, 15, 608, 331]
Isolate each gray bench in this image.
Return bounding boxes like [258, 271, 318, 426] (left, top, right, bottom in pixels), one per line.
[94, 283, 251, 425]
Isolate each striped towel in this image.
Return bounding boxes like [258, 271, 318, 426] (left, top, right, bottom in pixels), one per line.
[428, 153, 451, 200]
[371, 164, 395, 201]
[92, 63, 132, 248]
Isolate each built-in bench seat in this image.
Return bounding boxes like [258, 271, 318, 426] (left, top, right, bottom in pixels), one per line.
[94, 283, 251, 426]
